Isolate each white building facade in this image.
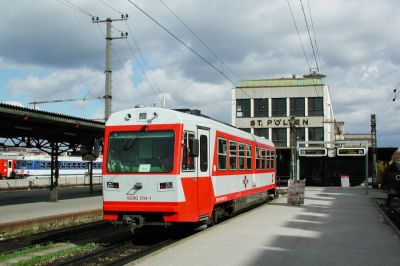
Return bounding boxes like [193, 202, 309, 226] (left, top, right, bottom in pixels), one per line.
[232, 76, 335, 149]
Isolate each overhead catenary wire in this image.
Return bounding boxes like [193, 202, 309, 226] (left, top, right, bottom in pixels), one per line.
[306, 0, 323, 74]
[97, 0, 123, 15]
[286, 0, 311, 71]
[56, 0, 95, 18]
[299, 0, 320, 72]
[124, 21, 170, 107]
[158, 0, 241, 81]
[127, 0, 237, 87]
[380, 81, 400, 118]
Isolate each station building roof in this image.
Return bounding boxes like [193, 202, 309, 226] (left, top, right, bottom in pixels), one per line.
[237, 77, 324, 88]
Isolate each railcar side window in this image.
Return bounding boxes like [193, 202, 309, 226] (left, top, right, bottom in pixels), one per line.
[229, 141, 237, 170]
[218, 138, 227, 170]
[271, 150, 276, 169]
[246, 145, 252, 170]
[266, 149, 270, 169]
[256, 147, 261, 170]
[182, 131, 195, 171]
[261, 149, 266, 169]
[200, 135, 208, 172]
[238, 143, 245, 170]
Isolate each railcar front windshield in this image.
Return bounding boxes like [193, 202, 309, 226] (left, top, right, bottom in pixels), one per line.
[107, 130, 175, 173]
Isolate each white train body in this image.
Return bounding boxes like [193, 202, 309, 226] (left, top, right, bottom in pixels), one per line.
[15, 155, 102, 179]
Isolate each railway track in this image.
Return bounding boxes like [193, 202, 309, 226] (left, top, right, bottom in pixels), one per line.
[0, 221, 111, 253]
[0, 220, 196, 266]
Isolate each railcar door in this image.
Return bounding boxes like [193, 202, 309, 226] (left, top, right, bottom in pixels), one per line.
[7, 160, 13, 178]
[197, 128, 210, 216]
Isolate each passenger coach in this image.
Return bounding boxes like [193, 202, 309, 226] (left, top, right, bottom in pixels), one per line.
[102, 107, 276, 231]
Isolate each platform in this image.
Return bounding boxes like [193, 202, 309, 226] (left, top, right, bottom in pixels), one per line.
[0, 196, 102, 234]
[132, 187, 400, 266]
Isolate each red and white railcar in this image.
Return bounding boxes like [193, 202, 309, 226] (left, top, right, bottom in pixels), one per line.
[0, 158, 16, 179]
[102, 107, 276, 229]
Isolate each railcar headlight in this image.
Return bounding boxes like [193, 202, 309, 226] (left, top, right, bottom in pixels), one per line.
[159, 182, 173, 190]
[107, 182, 119, 189]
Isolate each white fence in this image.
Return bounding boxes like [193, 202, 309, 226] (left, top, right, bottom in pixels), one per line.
[0, 175, 102, 189]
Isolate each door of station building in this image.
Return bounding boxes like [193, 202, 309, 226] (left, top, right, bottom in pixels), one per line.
[197, 128, 210, 216]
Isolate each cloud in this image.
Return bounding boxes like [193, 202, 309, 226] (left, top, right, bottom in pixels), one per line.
[0, 0, 399, 147]
[0, 101, 25, 108]
[7, 68, 103, 102]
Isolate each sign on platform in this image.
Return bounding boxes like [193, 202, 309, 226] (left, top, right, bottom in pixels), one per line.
[340, 175, 350, 188]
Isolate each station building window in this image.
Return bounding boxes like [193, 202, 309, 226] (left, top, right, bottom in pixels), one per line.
[254, 128, 269, 139]
[236, 99, 251, 118]
[308, 97, 323, 116]
[290, 98, 305, 117]
[254, 98, 268, 117]
[239, 128, 251, 133]
[308, 127, 324, 141]
[272, 98, 287, 117]
[218, 138, 227, 170]
[272, 128, 287, 147]
[296, 128, 305, 141]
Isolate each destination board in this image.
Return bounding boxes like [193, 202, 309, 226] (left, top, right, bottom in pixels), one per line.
[299, 148, 327, 157]
[337, 148, 366, 156]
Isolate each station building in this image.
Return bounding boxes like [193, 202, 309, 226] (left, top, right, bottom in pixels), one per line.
[232, 74, 397, 186]
[232, 75, 335, 182]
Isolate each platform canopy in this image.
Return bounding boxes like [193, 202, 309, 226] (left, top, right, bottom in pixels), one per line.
[0, 103, 104, 152]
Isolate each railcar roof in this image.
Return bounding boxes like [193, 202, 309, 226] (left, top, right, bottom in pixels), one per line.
[107, 107, 275, 147]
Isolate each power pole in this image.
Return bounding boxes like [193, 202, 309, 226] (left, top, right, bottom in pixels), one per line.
[289, 116, 297, 180]
[93, 15, 128, 121]
[371, 114, 377, 184]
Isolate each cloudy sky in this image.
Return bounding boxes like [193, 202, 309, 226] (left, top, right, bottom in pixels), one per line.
[0, 0, 399, 148]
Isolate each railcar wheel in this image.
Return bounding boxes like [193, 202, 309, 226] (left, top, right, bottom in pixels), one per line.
[207, 210, 217, 227]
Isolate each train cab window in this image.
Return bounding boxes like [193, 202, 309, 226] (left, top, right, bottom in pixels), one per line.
[218, 138, 227, 170]
[200, 135, 208, 172]
[229, 141, 237, 170]
[182, 131, 195, 171]
[246, 144, 252, 170]
[107, 131, 175, 173]
[238, 143, 245, 170]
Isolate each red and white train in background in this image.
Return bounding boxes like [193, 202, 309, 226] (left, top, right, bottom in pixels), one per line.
[102, 107, 276, 230]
